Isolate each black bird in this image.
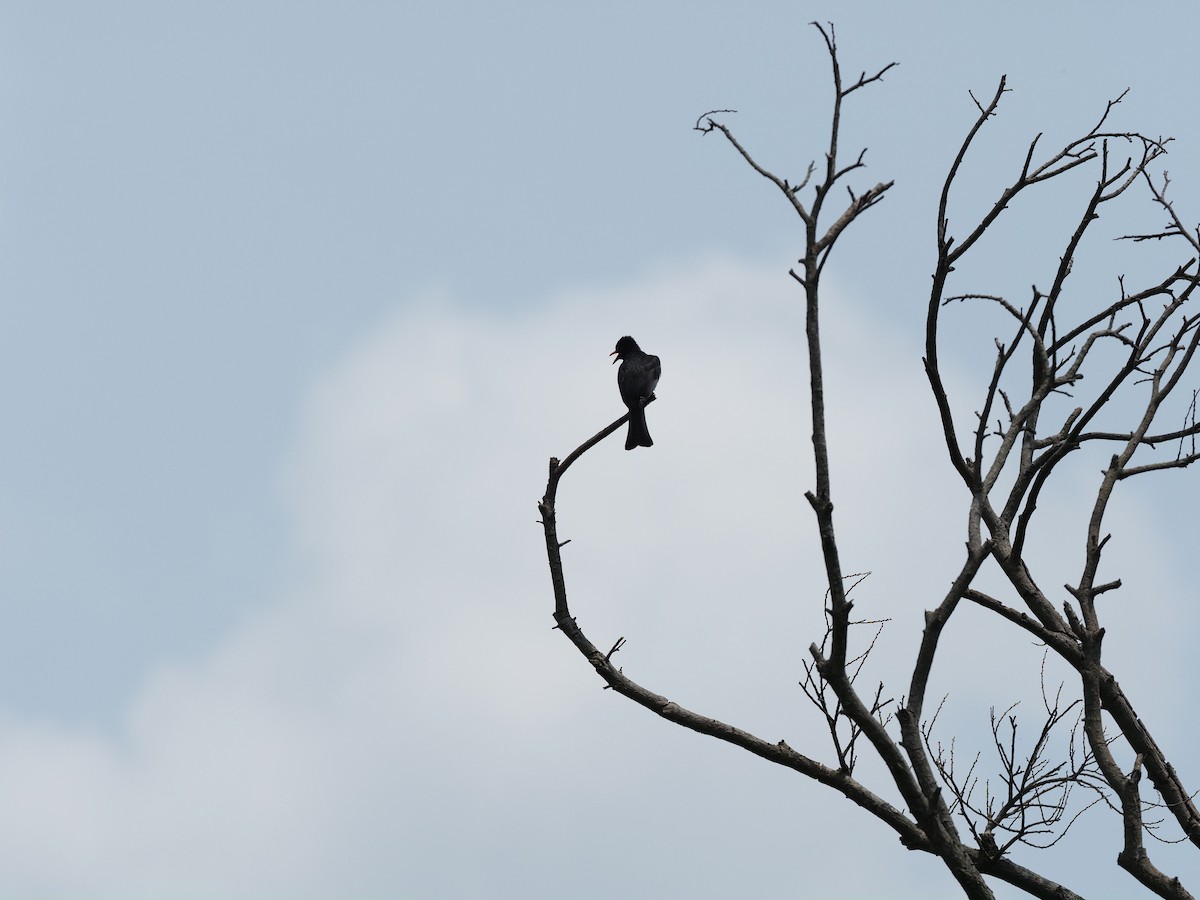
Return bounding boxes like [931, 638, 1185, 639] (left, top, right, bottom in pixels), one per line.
[610, 335, 661, 450]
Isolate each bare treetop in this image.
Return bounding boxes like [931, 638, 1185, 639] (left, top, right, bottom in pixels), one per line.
[540, 22, 1200, 900]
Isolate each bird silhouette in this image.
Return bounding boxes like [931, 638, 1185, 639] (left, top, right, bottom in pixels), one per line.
[610, 336, 661, 450]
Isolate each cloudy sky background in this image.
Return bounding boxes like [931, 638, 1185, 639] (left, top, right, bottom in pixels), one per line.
[2, 2, 1199, 897]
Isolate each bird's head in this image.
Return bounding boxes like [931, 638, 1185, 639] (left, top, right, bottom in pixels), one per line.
[610, 335, 639, 364]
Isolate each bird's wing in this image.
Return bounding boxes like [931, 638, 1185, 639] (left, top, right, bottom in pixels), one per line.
[647, 355, 661, 393]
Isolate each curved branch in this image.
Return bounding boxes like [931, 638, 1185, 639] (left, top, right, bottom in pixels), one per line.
[537, 423, 924, 845]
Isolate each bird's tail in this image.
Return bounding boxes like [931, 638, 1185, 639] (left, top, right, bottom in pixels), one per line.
[625, 404, 653, 450]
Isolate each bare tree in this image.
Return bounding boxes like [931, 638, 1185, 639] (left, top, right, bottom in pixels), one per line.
[538, 23, 1200, 899]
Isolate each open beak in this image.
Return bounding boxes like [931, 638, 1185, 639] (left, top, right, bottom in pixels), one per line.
[609, 350, 619, 364]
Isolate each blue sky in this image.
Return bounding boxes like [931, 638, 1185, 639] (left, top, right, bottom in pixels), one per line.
[1, 2, 1199, 897]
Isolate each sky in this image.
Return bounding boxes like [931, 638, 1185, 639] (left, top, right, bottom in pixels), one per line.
[1, 1, 1199, 897]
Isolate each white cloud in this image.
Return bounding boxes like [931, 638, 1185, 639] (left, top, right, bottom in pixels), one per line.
[0, 255, 1192, 897]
